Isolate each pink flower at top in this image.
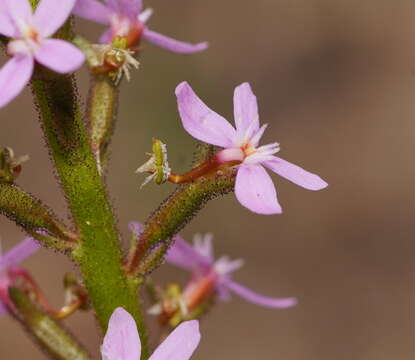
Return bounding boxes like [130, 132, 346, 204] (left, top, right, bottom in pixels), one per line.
[165, 232, 297, 309]
[175, 82, 328, 214]
[73, 0, 208, 53]
[101, 307, 200, 360]
[0, 0, 85, 108]
[0, 237, 40, 314]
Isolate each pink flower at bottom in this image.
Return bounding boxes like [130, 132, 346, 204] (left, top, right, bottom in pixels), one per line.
[0, 237, 40, 314]
[101, 307, 200, 360]
[165, 231, 297, 309]
[175, 81, 328, 214]
[0, 0, 85, 107]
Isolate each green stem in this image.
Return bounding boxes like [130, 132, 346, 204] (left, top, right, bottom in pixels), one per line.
[126, 167, 236, 275]
[30, 70, 148, 358]
[9, 287, 91, 360]
[0, 182, 76, 247]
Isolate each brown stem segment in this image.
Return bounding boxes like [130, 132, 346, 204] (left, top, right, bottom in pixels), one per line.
[168, 157, 221, 184]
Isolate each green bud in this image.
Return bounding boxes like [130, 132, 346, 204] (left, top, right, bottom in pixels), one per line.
[136, 139, 171, 188]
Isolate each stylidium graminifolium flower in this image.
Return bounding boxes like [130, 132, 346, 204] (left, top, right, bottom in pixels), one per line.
[73, 0, 208, 53]
[175, 82, 329, 215]
[0, 0, 85, 108]
[0, 237, 40, 315]
[101, 307, 200, 360]
[165, 232, 298, 309]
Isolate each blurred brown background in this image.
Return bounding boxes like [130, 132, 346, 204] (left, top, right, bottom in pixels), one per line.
[2, 0, 415, 358]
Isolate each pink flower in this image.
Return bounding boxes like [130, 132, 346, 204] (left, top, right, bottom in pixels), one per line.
[0, 237, 40, 315]
[101, 307, 200, 360]
[165, 231, 297, 309]
[175, 82, 328, 214]
[73, 0, 208, 53]
[0, 0, 85, 107]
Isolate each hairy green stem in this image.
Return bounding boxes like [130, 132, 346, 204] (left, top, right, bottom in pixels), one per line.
[126, 167, 236, 275]
[9, 287, 91, 360]
[0, 182, 76, 248]
[30, 70, 148, 357]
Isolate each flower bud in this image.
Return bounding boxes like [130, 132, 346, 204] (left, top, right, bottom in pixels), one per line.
[136, 139, 171, 188]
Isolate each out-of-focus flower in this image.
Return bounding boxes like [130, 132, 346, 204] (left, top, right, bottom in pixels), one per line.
[175, 81, 328, 214]
[73, 0, 208, 53]
[101, 307, 200, 360]
[165, 232, 297, 314]
[0, 237, 40, 315]
[0, 0, 85, 107]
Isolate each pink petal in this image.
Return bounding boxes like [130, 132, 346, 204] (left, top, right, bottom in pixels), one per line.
[233, 83, 260, 136]
[143, 28, 208, 54]
[0, 238, 40, 269]
[106, 0, 141, 17]
[34, 0, 76, 37]
[192, 233, 214, 262]
[73, 0, 112, 24]
[225, 280, 298, 308]
[99, 28, 113, 43]
[149, 320, 200, 360]
[4, 0, 32, 26]
[175, 82, 236, 148]
[166, 236, 212, 272]
[235, 164, 282, 214]
[101, 308, 141, 360]
[0, 2, 18, 37]
[0, 55, 34, 108]
[34, 39, 85, 73]
[264, 156, 328, 191]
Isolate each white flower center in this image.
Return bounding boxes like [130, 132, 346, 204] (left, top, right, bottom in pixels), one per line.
[7, 19, 42, 56]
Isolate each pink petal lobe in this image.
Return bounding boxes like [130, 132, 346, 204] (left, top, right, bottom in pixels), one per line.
[101, 308, 141, 360]
[143, 28, 208, 54]
[225, 280, 298, 308]
[34, 39, 85, 73]
[175, 81, 236, 147]
[4, 0, 32, 26]
[73, 0, 112, 24]
[0, 2, 17, 37]
[0, 237, 40, 269]
[111, 0, 142, 16]
[149, 320, 200, 360]
[233, 82, 259, 135]
[235, 164, 282, 215]
[0, 55, 34, 108]
[166, 236, 212, 271]
[34, 0, 76, 37]
[264, 156, 328, 190]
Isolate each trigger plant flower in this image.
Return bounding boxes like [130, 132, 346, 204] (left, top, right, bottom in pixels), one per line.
[158, 232, 297, 323]
[73, 0, 208, 53]
[0, 0, 85, 108]
[101, 307, 200, 360]
[175, 82, 328, 214]
[0, 237, 40, 315]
